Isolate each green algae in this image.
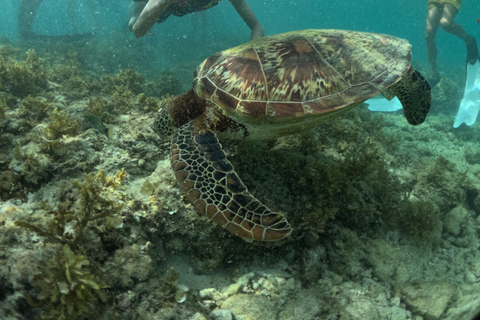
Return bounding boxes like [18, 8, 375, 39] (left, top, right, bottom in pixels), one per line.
[28, 244, 107, 320]
[0, 97, 7, 120]
[15, 169, 126, 248]
[0, 49, 48, 97]
[19, 95, 53, 126]
[101, 68, 145, 96]
[43, 108, 79, 140]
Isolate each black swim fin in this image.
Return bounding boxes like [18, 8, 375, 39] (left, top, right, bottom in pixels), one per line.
[466, 37, 480, 65]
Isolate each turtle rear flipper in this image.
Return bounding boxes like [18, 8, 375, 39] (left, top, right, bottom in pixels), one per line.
[171, 123, 292, 242]
[390, 67, 431, 125]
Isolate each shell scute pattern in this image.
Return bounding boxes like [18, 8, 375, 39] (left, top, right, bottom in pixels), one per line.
[194, 29, 412, 120]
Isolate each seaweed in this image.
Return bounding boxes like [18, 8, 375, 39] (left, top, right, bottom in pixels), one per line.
[111, 85, 134, 114]
[0, 96, 7, 121]
[159, 268, 181, 302]
[0, 49, 48, 97]
[15, 169, 126, 247]
[86, 96, 110, 118]
[28, 244, 107, 320]
[398, 199, 442, 248]
[46, 51, 82, 83]
[416, 156, 468, 210]
[19, 95, 53, 125]
[0, 44, 20, 59]
[100, 69, 145, 96]
[231, 113, 403, 238]
[60, 76, 93, 100]
[136, 93, 161, 113]
[42, 108, 79, 140]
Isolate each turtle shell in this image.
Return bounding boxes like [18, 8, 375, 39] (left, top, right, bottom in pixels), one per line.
[193, 29, 411, 121]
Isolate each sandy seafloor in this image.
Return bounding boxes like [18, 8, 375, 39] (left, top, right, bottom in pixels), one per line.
[1, 34, 480, 320]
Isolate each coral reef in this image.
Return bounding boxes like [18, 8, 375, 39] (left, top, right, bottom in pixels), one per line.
[1, 40, 480, 320]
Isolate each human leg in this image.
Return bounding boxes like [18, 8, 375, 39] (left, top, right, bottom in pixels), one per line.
[84, 0, 100, 30]
[18, 0, 43, 38]
[229, 0, 264, 40]
[425, 3, 442, 86]
[440, 3, 479, 64]
[66, 0, 78, 33]
[131, 0, 177, 38]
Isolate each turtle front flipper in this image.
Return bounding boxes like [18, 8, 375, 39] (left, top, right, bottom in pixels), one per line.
[171, 123, 292, 242]
[390, 67, 431, 125]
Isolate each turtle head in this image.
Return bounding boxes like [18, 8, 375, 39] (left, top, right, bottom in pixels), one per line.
[154, 108, 175, 137]
[153, 90, 207, 137]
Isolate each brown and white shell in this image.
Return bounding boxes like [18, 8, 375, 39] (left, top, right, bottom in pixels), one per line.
[193, 29, 411, 122]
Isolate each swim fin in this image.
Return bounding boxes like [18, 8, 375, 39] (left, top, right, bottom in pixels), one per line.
[467, 37, 480, 65]
[366, 96, 403, 112]
[453, 59, 480, 128]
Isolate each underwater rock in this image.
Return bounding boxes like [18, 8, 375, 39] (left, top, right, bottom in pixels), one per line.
[443, 206, 468, 237]
[190, 313, 209, 320]
[464, 147, 480, 165]
[442, 284, 480, 319]
[104, 244, 154, 288]
[364, 239, 410, 287]
[400, 281, 457, 320]
[220, 294, 275, 320]
[210, 309, 233, 320]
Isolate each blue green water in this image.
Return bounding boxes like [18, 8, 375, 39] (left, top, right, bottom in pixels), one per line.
[1, 0, 479, 71]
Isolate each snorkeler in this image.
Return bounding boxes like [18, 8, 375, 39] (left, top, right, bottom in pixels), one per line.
[128, 0, 264, 40]
[425, 0, 479, 87]
[18, 0, 99, 39]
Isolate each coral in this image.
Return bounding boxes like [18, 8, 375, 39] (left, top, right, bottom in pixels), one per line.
[15, 169, 127, 247]
[28, 244, 107, 320]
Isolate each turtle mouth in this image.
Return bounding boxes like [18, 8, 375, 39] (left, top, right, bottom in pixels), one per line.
[168, 90, 206, 128]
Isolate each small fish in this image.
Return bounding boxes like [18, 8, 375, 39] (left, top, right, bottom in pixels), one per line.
[477, 18, 480, 24]
[85, 114, 113, 138]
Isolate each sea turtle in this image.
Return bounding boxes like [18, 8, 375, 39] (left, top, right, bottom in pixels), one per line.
[155, 29, 431, 242]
